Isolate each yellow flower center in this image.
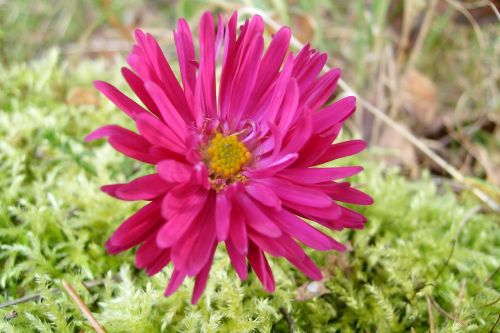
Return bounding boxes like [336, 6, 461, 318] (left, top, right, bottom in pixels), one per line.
[207, 133, 251, 178]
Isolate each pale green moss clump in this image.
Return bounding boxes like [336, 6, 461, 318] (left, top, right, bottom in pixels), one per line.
[0, 52, 498, 332]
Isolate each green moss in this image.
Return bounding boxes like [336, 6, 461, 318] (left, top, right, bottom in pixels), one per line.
[0, 53, 498, 333]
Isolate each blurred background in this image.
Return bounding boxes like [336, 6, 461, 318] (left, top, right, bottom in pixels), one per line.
[1, 0, 498, 197]
[0, 1, 499, 332]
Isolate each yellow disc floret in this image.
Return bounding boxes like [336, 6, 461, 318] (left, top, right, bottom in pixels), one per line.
[207, 133, 251, 178]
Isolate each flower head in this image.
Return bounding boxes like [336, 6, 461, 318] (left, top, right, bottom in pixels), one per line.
[86, 11, 373, 304]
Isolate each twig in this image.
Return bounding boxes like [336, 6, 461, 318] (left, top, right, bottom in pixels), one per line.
[0, 294, 43, 309]
[490, 314, 500, 333]
[481, 296, 500, 308]
[427, 296, 435, 333]
[445, 0, 486, 50]
[434, 205, 481, 280]
[429, 296, 466, 325]
[405, 0, 439, 73]
[485, 264, 500, 285]
[237, 6, 499, 212]
[0, 276, 118, 309]
[434, 241, 455, 281]
[279, 306, 295, 333]
[62, 280, 107, 333]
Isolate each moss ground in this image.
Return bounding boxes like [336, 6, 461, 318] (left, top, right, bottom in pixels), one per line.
[0, 52, 498, 332]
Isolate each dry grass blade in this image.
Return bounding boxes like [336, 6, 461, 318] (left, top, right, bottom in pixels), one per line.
[427, 296, 436, 333]
[237, 6, 500, 212]
[62, 280, 107, 333]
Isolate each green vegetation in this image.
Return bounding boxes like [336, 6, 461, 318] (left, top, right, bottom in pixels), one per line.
[0, 52, 498, 332]
[1, 0, 498, 332]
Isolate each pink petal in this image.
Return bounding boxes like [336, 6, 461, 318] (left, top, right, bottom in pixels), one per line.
[94, 80, 148, 119]
[105, 200, 163, 254]
[314, 140, 367, 165]
[249, 153, 298, 178]
[164, 269, 187, 296]
[271, 209, 346, 251]
[245, 182, 281, 209]
[227, 34, 264, 127]
[248, 230, 287, 257]
[329, 187, 374, 205]
[191, 243, 217, 304]
[248, 242, 275, 292]
[121, 67, 162, 118]
[248, 27, 291, 107]
[218, 12, 238, 119]
[135, 234, 163, 268]
[135, 113, 185, 154]
[191, 162, 210, 189]
[312, 96, 356, 134]
[339, 206, 368, 224]
[214, 13, 225, 60]
[215, 191, 232, 241]
[301, 68, 341, 110]
[225, 238, 248, 280]
[170, 222, 201, 272]
[145, 251, 172, 276]
[294, 52, 327, 93]
[85, 125, 158, 164]
[287, 254, 322, 280]
[286, 202, 342, 221]
[279, 166, 363, 183]
[161, 184, 208, 220]
[157, 159, 192, 183]
[156, 205, 205, 248]
[256, 177, 332, 208]
[280, 114, 313, 155]
[101, 174, 171, 201]
[262, 54, 294, 124]
[174, 19, 196, 109]
[135, 30, 191, 120]
[228, 205, 248, 255]
[144, 81, 187, 142]
[197, 12, 217, 118]
[278, 234, 306, 261]
[276, 79, 300, 134]
[185, 195, 217, 276]
[237, 193, 282, 238]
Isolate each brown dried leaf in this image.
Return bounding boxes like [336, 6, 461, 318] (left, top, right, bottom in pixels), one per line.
[290, 12, 315, 44]
[401, 68, 440, 133]
[295, 280, 330, 301]
[379, 125, 419, 177]
[326, 251, 353, 277]
[67, 87, 99, 106]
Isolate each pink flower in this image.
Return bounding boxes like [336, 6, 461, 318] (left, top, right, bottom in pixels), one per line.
[86, 11, 373, 304]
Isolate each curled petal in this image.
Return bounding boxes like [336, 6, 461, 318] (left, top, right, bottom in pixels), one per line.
[312, 96, 356, 134]
[85, 125, 158, 164]
[192, 243, 217, 304]
[237, 193, 282, 238]
[215, 191, 232, 241]
[271, 208, 346, 252]
[248, 242, 275, 292]
[225, 238, 248, 280]
[101, 174, 171, 201]
[279, 166, 363, 183]
[314, 140, 367, 165]
[94, 80, 148, 119]
[106, 200, 163, 254]
[157, 160, 192, 183]
[228, 205, 248, 255]
[164, 269, 187, 297]
[136, 114, 185, 154]
[245, 182, 281, 209]
[256, 177, 332, 208]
